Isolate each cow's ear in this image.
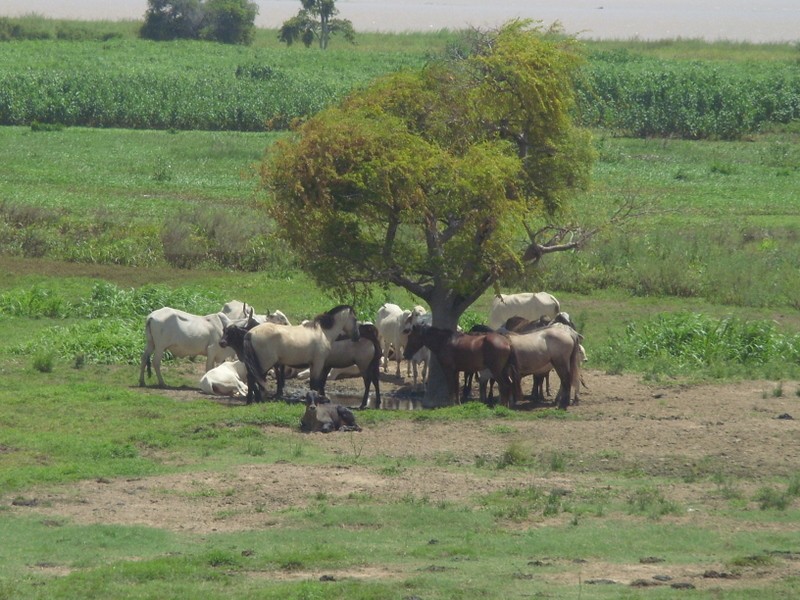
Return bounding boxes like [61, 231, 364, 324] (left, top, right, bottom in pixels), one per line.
[219, 312, 231, 328]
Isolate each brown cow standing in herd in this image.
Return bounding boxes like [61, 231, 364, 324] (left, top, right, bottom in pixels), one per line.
[404, 319, 583, 409]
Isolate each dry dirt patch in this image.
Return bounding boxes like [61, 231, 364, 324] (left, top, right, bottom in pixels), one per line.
[8, 370, 800, 534]
[5, 369, 800, 590]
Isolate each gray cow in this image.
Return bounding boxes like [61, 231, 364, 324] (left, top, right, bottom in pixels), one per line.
[300, 391, 361, 433]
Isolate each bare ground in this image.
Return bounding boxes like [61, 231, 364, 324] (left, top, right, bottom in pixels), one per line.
[7, 364, 800, 590]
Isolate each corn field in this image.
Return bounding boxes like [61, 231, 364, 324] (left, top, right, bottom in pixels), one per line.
[578, 49, 800, 139]
[1, 39, 799, 137]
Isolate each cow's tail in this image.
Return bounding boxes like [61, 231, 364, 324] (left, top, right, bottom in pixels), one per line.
[242, 335, 269, 390]
[550, 294, 561, 320]
[143, 316, 153, 378]
[502, 349, 521, 407]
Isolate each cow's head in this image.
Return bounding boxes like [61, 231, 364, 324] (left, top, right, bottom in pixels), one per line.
[403, 324, 429, 359]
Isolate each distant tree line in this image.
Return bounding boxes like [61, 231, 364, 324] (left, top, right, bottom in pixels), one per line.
[140, 0, 258, 45]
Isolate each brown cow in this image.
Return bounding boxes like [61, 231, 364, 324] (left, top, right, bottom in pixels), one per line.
[300, 391, 362, 433]
[403, 324, 516, 406]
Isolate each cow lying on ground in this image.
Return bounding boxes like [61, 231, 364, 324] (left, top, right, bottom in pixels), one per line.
[300, 391, 362, 433]
[200, 360, 248, 397]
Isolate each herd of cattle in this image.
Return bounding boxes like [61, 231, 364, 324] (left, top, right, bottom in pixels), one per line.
[138, 292, 587, 429]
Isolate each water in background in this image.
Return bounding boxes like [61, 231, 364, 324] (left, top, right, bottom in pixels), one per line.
[2, 0, 798, 42]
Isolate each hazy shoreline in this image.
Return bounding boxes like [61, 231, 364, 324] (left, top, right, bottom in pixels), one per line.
[1, 0, 798, 43]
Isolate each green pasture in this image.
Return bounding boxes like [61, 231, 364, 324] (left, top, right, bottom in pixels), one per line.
[1, 351, 799, 599]
[1, 345, 800, 599]
[1, 24, 800, 598]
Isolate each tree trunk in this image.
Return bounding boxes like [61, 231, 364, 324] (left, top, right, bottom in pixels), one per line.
[422, 293, 463, 408]
[422, 356, 451, 408]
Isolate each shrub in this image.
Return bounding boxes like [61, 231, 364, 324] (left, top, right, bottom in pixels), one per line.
[201, 0, 258, 45]
[140, 0, 204, 41]
[596, 313, 800, 379]
[32, 352, 55, 373]
[627, 486, 682, 519]
[754, 486, 790, 511]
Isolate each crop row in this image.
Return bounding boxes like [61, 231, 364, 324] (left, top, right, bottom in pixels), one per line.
[1, 40, 799, 137]
[579, 51, 800, 139]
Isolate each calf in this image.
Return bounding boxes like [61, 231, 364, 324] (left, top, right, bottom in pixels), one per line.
[200, 360, 248, 397]
[300, 391, 362, 433]
[402, 306, 431, 390]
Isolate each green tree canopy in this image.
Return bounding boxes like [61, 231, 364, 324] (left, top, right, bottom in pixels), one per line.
[278, 0, 355, 49]
[261, 21, 596, 405]
[140, 0, 257, 44]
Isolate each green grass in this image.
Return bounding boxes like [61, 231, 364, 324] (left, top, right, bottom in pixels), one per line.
[3, 505, 799, 598]
[1, 125, 800, 311]
[2, 22, 799, 136]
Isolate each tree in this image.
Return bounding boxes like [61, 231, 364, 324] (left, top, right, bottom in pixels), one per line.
[278, 0, 355, 49]
[260, 21, 596, 406]
[140, 0, 203, 41]
[201, 0, 258, 45]
[140, 0, 258, 45]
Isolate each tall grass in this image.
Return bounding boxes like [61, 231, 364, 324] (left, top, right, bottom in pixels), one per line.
[2, 282, 226, 364]
[596, 312, 800, 379]
[577, 51, 800, 138]
[1, 28, 798, 136]
[0, 38, 426, 131]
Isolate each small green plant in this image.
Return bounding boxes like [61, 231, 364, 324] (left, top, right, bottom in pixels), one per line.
[543, 489, 567, 517]
[730, 553, 775, 568]
[289, 441, 304, 458]
[548, 451, 568, 472]
[348, 432, 365, 461]
[73, 353, 86, 370]
[30, 121, 65, 132]
[244, 441, 266, 456]
[32, 352, 55, 373]
[787, 473, 800, 498]
[379, 464, 405, 476]
[152, 161, 173, 182]
[496, 442, 531, 469]
[764, 382, 784, 398]
[627, 486, 682, 519]
[754, 486, 790, 510]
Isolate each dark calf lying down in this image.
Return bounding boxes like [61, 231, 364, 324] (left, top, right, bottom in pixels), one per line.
[300, 391, 362, 433]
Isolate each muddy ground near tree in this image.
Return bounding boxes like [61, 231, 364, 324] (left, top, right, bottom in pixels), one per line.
[7, 364, 800, 590]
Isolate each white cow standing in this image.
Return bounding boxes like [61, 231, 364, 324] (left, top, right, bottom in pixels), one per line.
[139, 307, 236, 388]
[200, 360, 248, 397]
[488, 292, 561, 330]
[375, 303, 412, 378]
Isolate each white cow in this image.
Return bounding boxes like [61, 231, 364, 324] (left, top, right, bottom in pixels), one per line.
[139, 307, 236, 387]
[488, 292, 561, 330]
[222, 300, 291, 326]
[200, 360, 248, 397]
[375, 303, 412, 377]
